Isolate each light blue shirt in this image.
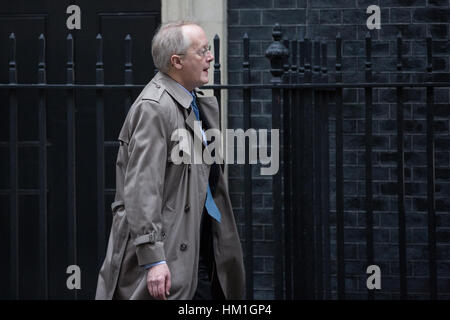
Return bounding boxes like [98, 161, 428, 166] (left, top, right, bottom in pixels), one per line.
[144, 260, 166, 270]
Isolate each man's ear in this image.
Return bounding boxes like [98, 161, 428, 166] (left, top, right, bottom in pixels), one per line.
[171, 55, 183, 70]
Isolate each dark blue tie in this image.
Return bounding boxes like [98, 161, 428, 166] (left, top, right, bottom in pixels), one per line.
[190, 94, 221, 223]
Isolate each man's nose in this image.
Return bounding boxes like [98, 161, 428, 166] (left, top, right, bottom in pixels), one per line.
[207, 52, 214, 62]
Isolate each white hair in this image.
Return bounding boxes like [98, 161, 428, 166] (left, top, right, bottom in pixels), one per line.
[151, 21, 199, 73]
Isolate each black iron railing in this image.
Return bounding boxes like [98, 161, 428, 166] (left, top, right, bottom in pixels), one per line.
[265, 25, 449, 300]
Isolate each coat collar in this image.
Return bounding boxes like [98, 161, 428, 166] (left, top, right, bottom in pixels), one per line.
[150, 72, 205, 146]
[151, 71, 193, 109]
[148, 72, 220, 143]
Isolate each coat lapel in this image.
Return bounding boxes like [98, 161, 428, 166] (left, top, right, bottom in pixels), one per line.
[197, 95, 220, 131]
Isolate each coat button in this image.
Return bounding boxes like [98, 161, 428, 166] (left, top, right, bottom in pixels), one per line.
[180, 243, 188, 251]
[155, 84, 161, 89]
[187, 164, 191, 172]
[184, 204, 190, 212]
[161, 232, 166, 239]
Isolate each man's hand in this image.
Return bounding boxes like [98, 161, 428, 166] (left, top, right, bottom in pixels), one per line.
[147, 263, 171, 300]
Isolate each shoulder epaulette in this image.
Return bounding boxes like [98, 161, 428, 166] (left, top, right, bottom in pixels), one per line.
[142, 81, 165, 102]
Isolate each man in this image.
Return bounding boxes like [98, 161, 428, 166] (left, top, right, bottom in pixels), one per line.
[95, 21, 245, 300]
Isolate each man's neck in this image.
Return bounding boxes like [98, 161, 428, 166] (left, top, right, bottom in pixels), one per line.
[165, 71, 194, 92]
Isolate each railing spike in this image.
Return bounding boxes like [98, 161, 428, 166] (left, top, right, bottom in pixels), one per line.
[38, 33, 46, 84]
[9, 32, 17, 84]
[66, 34, 74, 85]
[397, 32, 403, 72]
[321, 41, 327, 76]
[426, 34, 433, 76]
[124, 34, 133, 86]
[96, 33, 104, 85]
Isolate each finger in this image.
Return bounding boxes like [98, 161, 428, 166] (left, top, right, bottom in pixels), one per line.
[157, 278, 166, 300]
[165, 271, 171, 296]
[162, 276, 168, 300]
[147, 275, 153, 297]
[150, 277, 158, 299]
[152, 276, 161, 300]
[149, 280, 156, 299]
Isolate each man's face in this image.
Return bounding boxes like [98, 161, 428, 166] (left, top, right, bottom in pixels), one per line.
[178, 25, 214, 91]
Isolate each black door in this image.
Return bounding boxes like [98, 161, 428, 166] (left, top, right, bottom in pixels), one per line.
[0, 0, 160, 299]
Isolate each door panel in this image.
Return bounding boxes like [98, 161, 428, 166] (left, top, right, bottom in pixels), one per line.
[0, 0, 161, 299]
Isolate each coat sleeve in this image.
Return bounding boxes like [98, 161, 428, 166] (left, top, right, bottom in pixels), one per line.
[123, 99, 172, 267]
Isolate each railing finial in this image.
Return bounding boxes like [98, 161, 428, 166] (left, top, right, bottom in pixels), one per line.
[265, 24, 289, 83]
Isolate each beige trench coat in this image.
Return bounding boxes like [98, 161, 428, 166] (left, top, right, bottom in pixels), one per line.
[95, 72, 245, 300]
